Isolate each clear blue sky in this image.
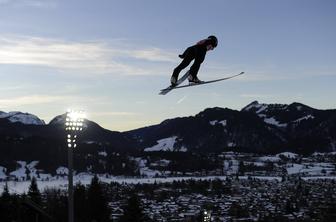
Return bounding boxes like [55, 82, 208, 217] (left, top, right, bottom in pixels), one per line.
[0, 0, 335, 131]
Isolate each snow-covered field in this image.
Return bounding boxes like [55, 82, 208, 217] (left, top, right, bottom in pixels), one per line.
[2, 174, 336, 194]
[1, 175, 232, 194]
[2, 152, 336, 194]
[286, 162, 335, 175]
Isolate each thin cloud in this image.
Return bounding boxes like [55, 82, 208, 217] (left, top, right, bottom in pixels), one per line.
[0, 35, 176, 75]
[240, 94, 276, 99]
[0, 85, 25, 91]
[0, 0, 57, 8]
[0, 95, 65, 108]
[135, 101, 147, 104]
[91, 111, 139, 117]
[0, 36, 133, 74]
[132, 48, 176, 62]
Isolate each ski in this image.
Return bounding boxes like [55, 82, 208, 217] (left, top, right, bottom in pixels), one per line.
[159, 71, 190, 95]
[160, 72, 244, 94]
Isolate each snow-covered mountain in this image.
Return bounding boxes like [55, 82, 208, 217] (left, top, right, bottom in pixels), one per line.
[0, 111, 45, 125]
[128, 101, 336, 154]
[1, 101, 336, 178]
[241, 101, 317, 128]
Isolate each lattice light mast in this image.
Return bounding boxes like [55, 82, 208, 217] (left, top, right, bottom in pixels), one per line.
[65, 110, 85, 222]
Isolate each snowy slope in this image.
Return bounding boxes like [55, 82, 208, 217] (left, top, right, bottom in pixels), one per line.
[9, 161, 41, 181]
[0, 111, 45, 125]
[241, 101, 317, 128]
[0, 166, 6, 180]
[144, 136, 187, 152]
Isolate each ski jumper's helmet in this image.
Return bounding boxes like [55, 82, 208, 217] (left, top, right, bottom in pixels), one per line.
[208, 35, 218, 48]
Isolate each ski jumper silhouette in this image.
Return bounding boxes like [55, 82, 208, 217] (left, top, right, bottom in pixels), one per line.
[170, 35, 218, 86]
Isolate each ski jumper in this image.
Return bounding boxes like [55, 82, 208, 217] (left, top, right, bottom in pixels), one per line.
[172, 39, 214, 79]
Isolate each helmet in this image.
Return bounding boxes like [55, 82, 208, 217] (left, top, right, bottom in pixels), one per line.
[207, 35, 218, 48]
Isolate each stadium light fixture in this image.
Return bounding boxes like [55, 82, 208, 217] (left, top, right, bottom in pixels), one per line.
[66, 110, 85, 148]
[203, 210, 211, 222]
[65, 109, 85, 222]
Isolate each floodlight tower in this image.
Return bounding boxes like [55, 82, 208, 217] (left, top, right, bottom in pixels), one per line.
[65, 110, 85, 222]
[203, 210, 211, 222]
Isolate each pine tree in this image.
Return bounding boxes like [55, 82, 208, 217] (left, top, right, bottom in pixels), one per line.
[27, 177, 42, 204]
[119, 194, 147, 222]
[1, 182, 10, 201]
[0, 183, 12, 222]
[24, 177, 44, 222]
[44, 189, 68, 222]
[87, 175, 110, 222]
[74, 183, 88, 222]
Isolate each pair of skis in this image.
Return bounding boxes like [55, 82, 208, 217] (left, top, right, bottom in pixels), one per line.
[159, 71, 245, 95]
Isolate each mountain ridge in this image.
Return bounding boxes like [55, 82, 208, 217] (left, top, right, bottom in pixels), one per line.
[1, 101, 336, 157]
[1, 101, 336, 177]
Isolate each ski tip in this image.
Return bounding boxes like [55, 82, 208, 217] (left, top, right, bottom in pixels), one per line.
[240, 71, 245, 74]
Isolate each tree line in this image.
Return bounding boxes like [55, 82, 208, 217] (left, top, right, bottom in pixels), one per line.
[0, 176, 147, 222]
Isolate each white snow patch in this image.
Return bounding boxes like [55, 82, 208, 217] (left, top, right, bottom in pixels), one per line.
[134, 158, 147, 168]
[8, 161, 42, 180]
[302, 176, 336, 180]
[209, 120, 217, 125]
[263, 117, 287, 127]
[256, 105, 268, 114]
[312, 152, 325, 156]
[223, 160, 239, 175]
[139, 167, 162, 177]
[0, 111, 45, 125]
[27, 161, 39, 170]
[10, 161, 28, 180]
[293, 115, 314, 123]
[179, 146, 188, 152]
[286, 163, 334, 175]
[56, 167, 68, 175]
[245, 161, 266, 167]
[276, 152, 298, 159]
[221, 151, 236, 158]
[227, 142, 236, 147]
[258, 156, 281, 162]
[98, 151, 107, 157]
[243, 102, 268, 113]
[209, 120, 227, 126]
[286, 164, 304, 174]
[144, 136, 179, 152]
[159, 159, 171, 166]
[0, 166, 7, 180]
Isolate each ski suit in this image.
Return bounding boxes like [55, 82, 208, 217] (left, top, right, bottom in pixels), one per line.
[172, 39, 213, 79]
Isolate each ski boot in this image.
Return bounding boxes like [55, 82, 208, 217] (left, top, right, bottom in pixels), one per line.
[188, 75, 203, 84]
[170, 76, 177, 86]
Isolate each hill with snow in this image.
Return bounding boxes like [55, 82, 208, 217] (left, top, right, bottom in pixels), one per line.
[128, 101, 336, 154]
[1, 101, 336, 179]
[0, 111, 45, 125]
